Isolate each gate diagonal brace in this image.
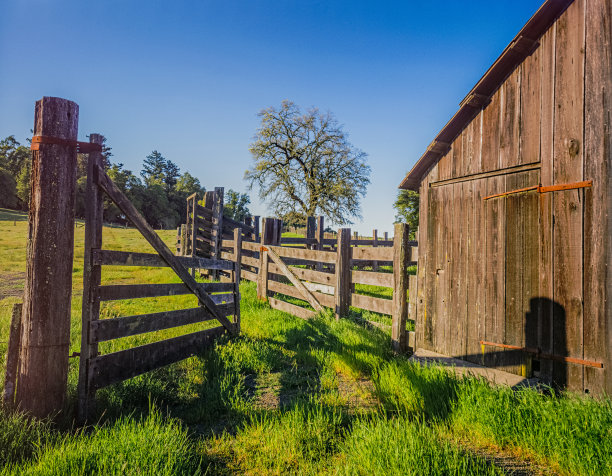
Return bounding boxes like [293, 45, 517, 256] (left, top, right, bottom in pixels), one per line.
[483, 180, 592, 201]
[261, 246, 324, 312]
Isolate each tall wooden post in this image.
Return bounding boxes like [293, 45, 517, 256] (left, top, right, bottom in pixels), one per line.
[212, 187, 224, 279]
[306, 216, 316, 248]
[16, 97, 79, 418]
[392, 223, 410, 352]
[372, 229, 379, 272]
[254, 216, 260, 243]
[335, 228, 351, 320]
[233, 227, 243, 333]
[384, 231, 389, 241]
[316, 216, 324, 271]
[257, 218, 272, 300]
[77, 133, 104, 422]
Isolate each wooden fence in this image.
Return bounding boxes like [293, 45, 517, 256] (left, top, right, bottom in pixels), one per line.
[183, 210, 418, 351]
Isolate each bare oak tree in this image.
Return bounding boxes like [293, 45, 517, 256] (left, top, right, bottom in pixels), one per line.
[245, 100, 370, 225]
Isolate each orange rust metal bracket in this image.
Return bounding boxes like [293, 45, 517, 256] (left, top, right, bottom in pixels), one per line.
[479, 340, 603, 368]
[483, 180, 592, 201]
[30, 135, 103, 153]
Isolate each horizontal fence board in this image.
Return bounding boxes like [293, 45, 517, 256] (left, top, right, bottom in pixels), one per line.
[303, 281, 334, 295]
[351, 293, 392, 315]
[93, 250, 233, 270]
[350, 239, 394, 247]
[280, 237, 317, 245]
[268, 280, 335, 308]
[267, 263, 334, 286]
[241, 255, 260, 268]
[221, 239, 235, 248]
[220, 251, 234, 261]
[268, 297, 316, 320]
[90, 306, 234, 342]
[351, 260, 395, 267]
[267, 244, 336, 264]
[99, 282, 234, 301]
[242, 241, 261, 252]
[196, 205, 213, 218]
[351, 270, 393, 287]
[89, 326, 226, 390]
[241, 269, 258, 282]
[223, 216, 255, 233]
[352, 247, 394, 261]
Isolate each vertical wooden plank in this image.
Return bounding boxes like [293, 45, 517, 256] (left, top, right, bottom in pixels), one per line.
[464, 112, 483, 175]
[522, 170, 540, 378]
[77, 134, 104, 422]
[254, 216, 260, 243]
[435, 184, 451, 354]
[552, 0, 585, 391]
[257, 218, 271, 300]
[583, 0, 610, 395]
[233, 227, 242, 333]
[451, 133, 464, 179]
[437, 150, 452, 181]
[415, 175, 430, 351]
[422, 180, 437, 350]
[306, 216, 316, 249]
[484, 175, 506, 368]
[504, 171, 526, 376]
[316, 216, 324, 271]
[16, 97, 79, 418]
[469, 178, 486, 364]
[482, 88, 502, 172]
[372, 229, 378, 271]
[392, 223, 410, 352]
[520, 40, 542, 165]
[334, 228, 351, 320]
[2, 303, 22, 409]
[537, 24, 556, 384]
[212, 187, 224, 279]
[499, 67, 522, 169]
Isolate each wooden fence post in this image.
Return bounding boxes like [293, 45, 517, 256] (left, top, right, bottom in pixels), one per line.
[257, 218, 271, 300]
[2, 303, 23, 409]
[384, 231, 389, 241]
[16, 97, 79, 418]
[212, 187, 224, 279]
[335, 228, 351, 320]
[316, 216, 324, 270]
[306, 216, 316, 248]
[254, 216, 260, 243]
[233, 227, 243, 333]
[372, 229, 379, 272]
[392, 223, 410, 352]
[77, 133, 104, 422]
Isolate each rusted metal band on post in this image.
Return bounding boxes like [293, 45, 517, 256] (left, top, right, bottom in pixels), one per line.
[30, 135, 103, 153]
[479, 340, 603, 368]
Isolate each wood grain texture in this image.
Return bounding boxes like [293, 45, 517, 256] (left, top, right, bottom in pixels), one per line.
[268, 280, 335, 308]
[268, 297, 316, 320]
[583, 0, 609, 394]
[334, 229, 352, 319]
[499, 67, 522, 169]
[77, 134, 104, 422]
[552, 0, 585, 391]
[89, 326, 225, 390]
[2, 303, 22, 409]
[17, 97, 79, 418]
[94, 250, 234, 270]
[391, 223, 410, 350]
[352, 293, 393, 316]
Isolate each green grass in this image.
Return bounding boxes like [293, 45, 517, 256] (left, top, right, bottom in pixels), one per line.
[1, 208, 611, 475]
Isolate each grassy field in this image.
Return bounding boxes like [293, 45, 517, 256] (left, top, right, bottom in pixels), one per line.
[0, 208, 611, 475]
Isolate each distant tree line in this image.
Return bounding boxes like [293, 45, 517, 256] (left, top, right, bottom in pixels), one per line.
[0, 135, 250, 229]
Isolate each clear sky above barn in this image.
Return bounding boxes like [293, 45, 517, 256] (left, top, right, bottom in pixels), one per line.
[0, 0, 543, 232]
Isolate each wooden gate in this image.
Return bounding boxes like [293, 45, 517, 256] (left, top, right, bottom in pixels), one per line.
[77, 140, 241, 421]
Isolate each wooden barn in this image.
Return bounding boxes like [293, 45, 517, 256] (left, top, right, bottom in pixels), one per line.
[400, 0, 611, 394]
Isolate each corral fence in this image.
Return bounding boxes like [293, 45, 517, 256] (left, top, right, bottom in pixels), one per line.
[2, 97, 240, 421]
[177, 193, 419, 352]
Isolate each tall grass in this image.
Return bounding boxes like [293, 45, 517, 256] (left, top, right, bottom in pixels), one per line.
[5, 408, 202, 476]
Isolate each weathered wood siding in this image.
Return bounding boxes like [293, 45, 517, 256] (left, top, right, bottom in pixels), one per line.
[415, 0, 611, 394]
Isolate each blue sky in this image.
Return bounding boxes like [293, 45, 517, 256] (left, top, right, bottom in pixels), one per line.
[1, 0, 542, 233]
